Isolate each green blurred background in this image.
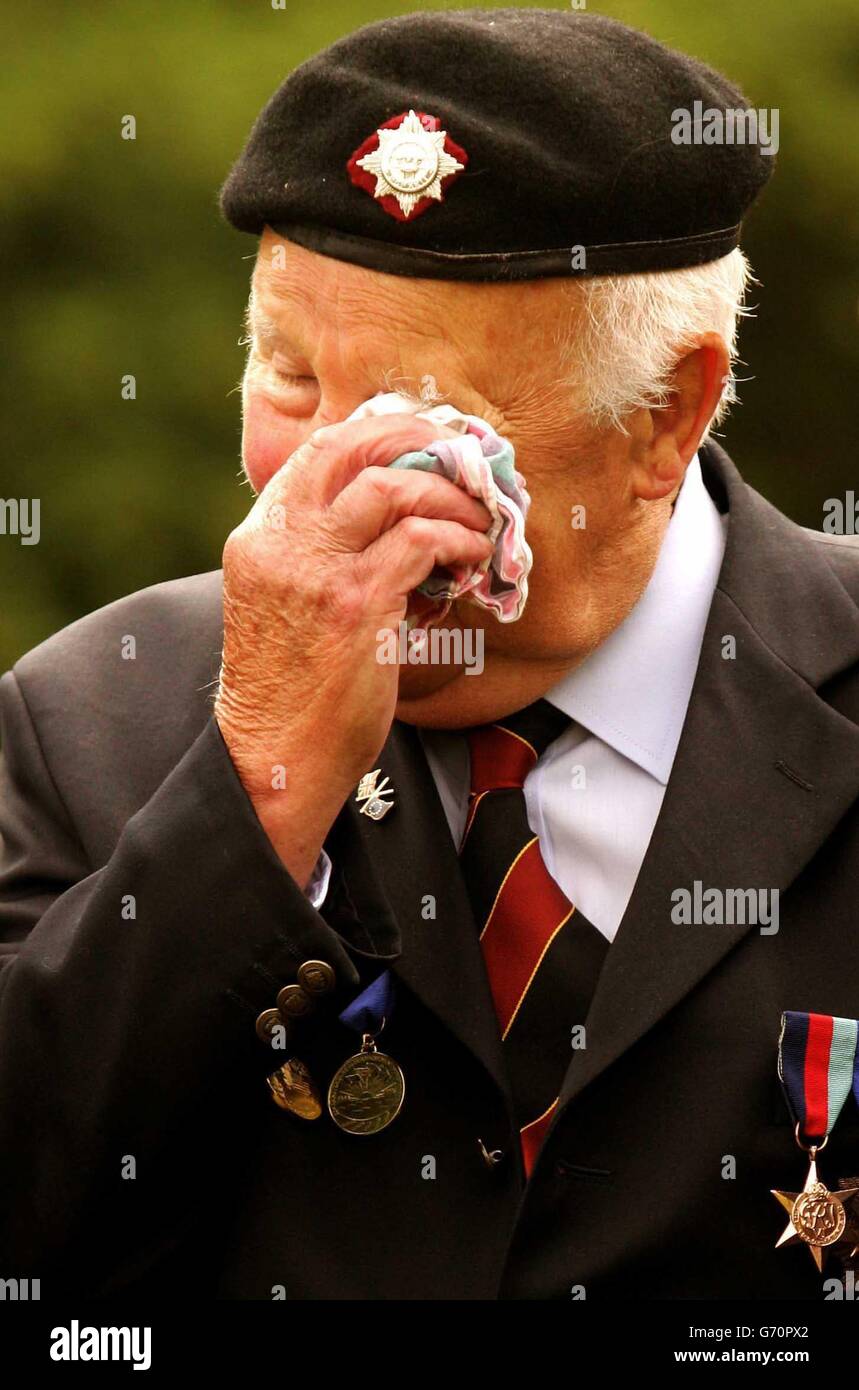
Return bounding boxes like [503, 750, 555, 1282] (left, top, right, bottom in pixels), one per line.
[2, 0, 857, 671]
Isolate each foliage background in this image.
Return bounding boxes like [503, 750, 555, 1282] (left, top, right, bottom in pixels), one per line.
[1, 0, 857, 670]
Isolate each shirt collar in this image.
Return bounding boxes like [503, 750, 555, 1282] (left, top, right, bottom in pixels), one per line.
[545, 454, 726, 785]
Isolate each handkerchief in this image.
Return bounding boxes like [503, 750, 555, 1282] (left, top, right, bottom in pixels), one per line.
[348, 392, 532, 623]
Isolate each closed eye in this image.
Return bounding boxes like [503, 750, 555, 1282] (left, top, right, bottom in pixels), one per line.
[274, 367, 314, 384]
[272, 353, 317, 387]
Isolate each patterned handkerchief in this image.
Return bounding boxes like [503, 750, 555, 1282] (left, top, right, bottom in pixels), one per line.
[348, 392, 532, 623]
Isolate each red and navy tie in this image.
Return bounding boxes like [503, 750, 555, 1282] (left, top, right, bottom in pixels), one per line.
[460, 700, 609, 1176]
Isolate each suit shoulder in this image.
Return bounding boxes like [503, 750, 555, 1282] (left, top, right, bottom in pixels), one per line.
[802, 528, 859, 602]
[11, 570, 224, 721]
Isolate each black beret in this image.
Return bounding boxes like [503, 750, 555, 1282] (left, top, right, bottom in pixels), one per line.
[220, 8, 774, 282]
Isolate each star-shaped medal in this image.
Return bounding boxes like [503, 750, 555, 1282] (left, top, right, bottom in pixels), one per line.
[347, 110, 467, 221]
[772, 1157, 859, 1271]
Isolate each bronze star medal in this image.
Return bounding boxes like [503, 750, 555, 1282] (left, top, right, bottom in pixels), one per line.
[772, 1151, 859, 1271]
[347, 109, 467, 221]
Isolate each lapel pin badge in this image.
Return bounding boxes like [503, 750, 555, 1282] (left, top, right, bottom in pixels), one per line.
[355, 769, 395, 821]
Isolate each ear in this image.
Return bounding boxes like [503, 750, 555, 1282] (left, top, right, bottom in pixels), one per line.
[630, 332, 730, 503]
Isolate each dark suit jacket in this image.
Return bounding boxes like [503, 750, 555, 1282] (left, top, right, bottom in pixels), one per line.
[1, 441, 858, 1300]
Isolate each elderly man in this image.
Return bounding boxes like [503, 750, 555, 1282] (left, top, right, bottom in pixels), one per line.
[1, 9, 858, 1302]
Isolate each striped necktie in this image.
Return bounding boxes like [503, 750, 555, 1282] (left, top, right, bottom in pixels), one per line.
[459, 699, 609, 1176]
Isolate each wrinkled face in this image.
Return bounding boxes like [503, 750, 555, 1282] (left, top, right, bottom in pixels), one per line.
[241, 229, 670, 724]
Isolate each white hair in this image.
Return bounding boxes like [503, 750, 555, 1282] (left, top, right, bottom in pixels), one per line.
[555, 248, 755, 436]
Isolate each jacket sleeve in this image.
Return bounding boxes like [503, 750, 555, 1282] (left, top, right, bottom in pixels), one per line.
[0, 668, 357, 1294]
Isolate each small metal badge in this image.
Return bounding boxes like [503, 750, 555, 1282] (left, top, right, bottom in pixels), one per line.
[267, 1057, 323, 1121]
[352, 109, 465, 220]
[355, 769, 395, 820]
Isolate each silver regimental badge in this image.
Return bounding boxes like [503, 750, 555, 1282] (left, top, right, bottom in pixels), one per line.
[355, 769, 395, 821]
[356, 110, 465, 219]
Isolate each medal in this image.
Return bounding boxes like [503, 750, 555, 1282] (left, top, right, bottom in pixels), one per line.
[772, 1012, 859, 1269]
[328, 970, 405, 1136]
[328, 1034, 405, 1135]
[772, 1131, 859, 1271]
[267, 1057, 323, 1121]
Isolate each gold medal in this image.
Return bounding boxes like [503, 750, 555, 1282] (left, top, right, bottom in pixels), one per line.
[772, 1136, 859, 1271]
[267, 1057, 323, 1121]
[327, 1032, 405, 1136]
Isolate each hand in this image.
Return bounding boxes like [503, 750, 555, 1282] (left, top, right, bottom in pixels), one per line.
[215, 414, 493, 885]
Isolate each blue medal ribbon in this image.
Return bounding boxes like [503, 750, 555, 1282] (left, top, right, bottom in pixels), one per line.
[339, 969, 397, 1037]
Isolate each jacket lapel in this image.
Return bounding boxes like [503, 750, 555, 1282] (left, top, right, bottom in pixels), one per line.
[328, 721, 510, 1105]
[555, 442, 859, 1116]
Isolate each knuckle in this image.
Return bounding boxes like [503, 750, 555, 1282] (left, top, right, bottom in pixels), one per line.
[293, 424, 340, 467]
[308, 423, 339, 449]
[285, 441, 314, 474]
[361, 465, 394, 500]
[222, 537, 266, 600]
[222, 524, 250, 572]
[260, 499, 289, 534]
[313, 512, 352, 558]
[400, 515, 429, 545]
[284, 426, 333, 475]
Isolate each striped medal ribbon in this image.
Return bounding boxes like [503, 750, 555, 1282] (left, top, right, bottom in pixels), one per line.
[772, 1011, 859, 1269]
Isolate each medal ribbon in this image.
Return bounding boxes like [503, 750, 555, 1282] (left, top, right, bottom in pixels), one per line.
[778, 1011, 859, 1143]
[339, 969, 396, 1036]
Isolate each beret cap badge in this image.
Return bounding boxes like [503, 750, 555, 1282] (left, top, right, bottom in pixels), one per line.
[347, 109, 467, 221]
